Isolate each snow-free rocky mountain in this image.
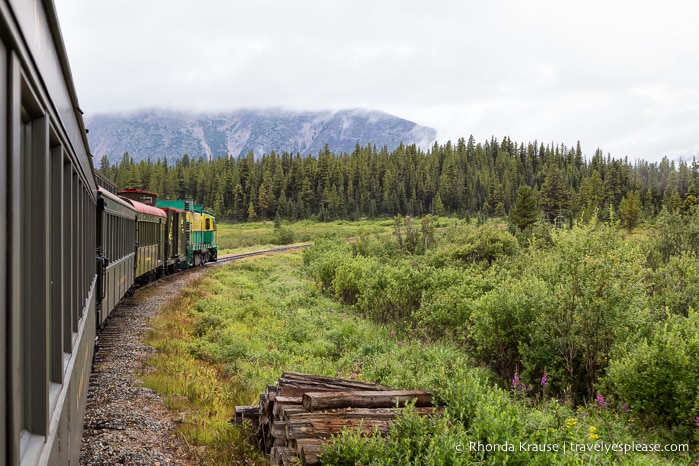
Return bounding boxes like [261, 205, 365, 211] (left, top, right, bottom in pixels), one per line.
[86, 108, 437, 163]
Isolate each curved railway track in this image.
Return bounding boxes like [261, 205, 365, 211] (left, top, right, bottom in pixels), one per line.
[213, 243, 311, 265]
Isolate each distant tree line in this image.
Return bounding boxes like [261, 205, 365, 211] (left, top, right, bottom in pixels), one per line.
[98, 136, 699, 227]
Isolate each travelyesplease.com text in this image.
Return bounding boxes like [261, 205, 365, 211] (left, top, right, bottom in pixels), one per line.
[455, 441, 689, 455]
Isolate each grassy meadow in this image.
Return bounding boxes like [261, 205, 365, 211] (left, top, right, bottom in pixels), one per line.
[215, 218, 394, 255]
[143, 216, 699, 465]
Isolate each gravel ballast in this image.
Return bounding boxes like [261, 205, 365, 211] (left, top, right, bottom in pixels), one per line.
[80, 268, 209, 465]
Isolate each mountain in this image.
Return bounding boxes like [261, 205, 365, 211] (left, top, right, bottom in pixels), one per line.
[85, 108, 437, 163]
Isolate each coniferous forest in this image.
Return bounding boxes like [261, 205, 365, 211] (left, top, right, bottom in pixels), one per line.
[98, 136, 698, 227]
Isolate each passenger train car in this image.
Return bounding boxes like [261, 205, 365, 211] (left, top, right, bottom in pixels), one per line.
[1, 0, 98, 463]
[1, 2, 217, 464]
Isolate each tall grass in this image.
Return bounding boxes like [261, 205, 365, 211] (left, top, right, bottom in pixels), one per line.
[216, 218, 392, 254]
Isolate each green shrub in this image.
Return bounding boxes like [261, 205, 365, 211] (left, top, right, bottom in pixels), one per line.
[193, 314, 224, 337]
[271, 226, 295, 245]
[469, 276, 550, 382]
[302, 239, 352, 291]
[357, 263, 432, 326]
[428, 224, 519, 266]
[332, 256, 376, 305]
[605, 310, 699, 430]
[649, 252, 699, 317]
[415, 267, 493, 341]
[351, 232, 400, 260]
[527, 219, 649, 402]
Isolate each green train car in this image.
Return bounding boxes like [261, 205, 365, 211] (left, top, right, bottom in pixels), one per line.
[156, 199, 218, 267]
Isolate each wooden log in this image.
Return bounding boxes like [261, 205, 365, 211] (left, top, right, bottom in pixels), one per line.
[285, 407, 444, 439]
[286, 417, 392, 439]
[270, 446, 283, 465]
[281, 406, 308, 418]
[274, 403, 308, 420]
[273, 436, 287, 447]
[277, 372, 390, 397]
[293, 438, 325, 452]
[300, 443, 323, 466]
[233, 405, 259, 424]
[292, 437, 326, 462]
[275, 396, 303, 404]
[272, 421, 287, 439]
[263, 385, 278, 414]
[259, 394, 268, 414]
[281, 372, 387, 388]
[288, 406, 442, 420]
[302, 390, 433, 411]
[280, 447, 301, 465]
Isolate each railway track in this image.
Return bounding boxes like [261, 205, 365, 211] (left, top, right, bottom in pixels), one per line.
[213, 243, 311, 265]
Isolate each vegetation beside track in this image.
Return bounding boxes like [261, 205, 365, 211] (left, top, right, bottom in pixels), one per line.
[144, 216, 699, 465]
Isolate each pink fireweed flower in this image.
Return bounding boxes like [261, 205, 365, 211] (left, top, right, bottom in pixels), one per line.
[541, 375, 548, 387]
[511, 374, 527, 396]
[596, 394, 607, 408]
[390, 330, 396, 338]
[695, 416, 699, 427]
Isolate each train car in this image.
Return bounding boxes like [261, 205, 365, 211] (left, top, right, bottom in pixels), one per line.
[118, 188, 158, 206]
[1, 0, 99, 464]
[157, 199, 218, 266]
[159, 205, 190, 272]
[120, 196, 167, 283]
[200, 209, 218, 262]
[96, 188, 136, 326]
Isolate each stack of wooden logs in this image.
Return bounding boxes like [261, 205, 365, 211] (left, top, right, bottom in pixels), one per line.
[233, 372, 440, 466]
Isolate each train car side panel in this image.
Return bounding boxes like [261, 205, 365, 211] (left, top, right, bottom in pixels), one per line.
[96, 189, 135, 326]
[122, 198, 166, 282]
[1, 1, 99, 464]
[0, 28, 9, 465]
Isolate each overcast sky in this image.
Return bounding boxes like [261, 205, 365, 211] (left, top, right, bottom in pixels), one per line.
[54, 0, 698, 163]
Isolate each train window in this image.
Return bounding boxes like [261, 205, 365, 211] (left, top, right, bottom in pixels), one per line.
[63, 161, 72, 353]
[19, 76, 50, 437]
[206, 218, 211, 230]
[49, 140, 63, 385]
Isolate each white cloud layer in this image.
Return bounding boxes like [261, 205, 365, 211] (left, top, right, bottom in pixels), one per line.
[55, 0, 699, 162]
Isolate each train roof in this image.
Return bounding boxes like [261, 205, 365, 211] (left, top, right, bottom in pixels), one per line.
[118, 189, 159, 206]
[156, 199, 202, 212]
[119, 189, 158, 196]
[97, 187, 136, 212]
[157, 206, 186, 213]
[120, 197, 167, 218]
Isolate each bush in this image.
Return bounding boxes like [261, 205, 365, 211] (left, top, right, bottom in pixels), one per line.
[357, 263, 432, 327]
[415, 267, 493, 341]
[332, 255, 376, 305]
[429, 224, 519, 266]
[271, 226, 295, 245]
[302, 239, 352, 291]
[605, 310, 699, 430]
[469, 276, 550, 383]
[527, 219, 649, 402]
[648, 252, 699, 317]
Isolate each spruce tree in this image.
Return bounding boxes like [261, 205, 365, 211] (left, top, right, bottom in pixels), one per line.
[619, 191, 641, 232]
[540, 166, 570, 223]
[509, 185, 539, 230]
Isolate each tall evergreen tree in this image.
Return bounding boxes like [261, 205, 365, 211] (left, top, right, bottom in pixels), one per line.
[619, 191, 641, 232]
[509, 185, 539, 230]
[540, 166, 570, 223]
